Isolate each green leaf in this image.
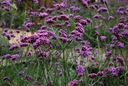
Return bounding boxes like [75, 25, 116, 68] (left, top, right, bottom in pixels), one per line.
[11, 3, 18, 10]
[68, 18, 76, 34]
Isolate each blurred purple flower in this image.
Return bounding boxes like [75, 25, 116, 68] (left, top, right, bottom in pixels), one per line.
[105, 51, 112, 57]
[76, 65, 85, 73]
[100, 36, 107, 41]
[88, 73, 97, 79]
[37, 51, 49, 59]
[11, 54, 20, 60]
[108, 16, 114, 20]
[2, 54, 11, 60]
[20, 42, 29, 47]
[59, 37, 69, 43]
[25, 75, 32, 80]
[67, 79, 78, 86]
[86, 18, 92, 23]
[33, 0, 39, 4]
[58, 15, 69, 20]
[81, 51, 91, 58]
[80, 19, 88, 25]
[97, 71, 105, 76]
[117, 42, 124, 48]
[3, 76, 10, 81]
[46, 19, 55, 24]
[81, 0, 89, 8]
[9, 45, 19, 50]
[116, 56, 125, 66]
[98, 7, 108, 13]
[70, 6, 80, 12]
[74, 15, 82, 20]
[38, 13, 48, 19]
[93, 14, 102, 19]
[90, 5, 96, 9]
[76, 26, 84, 33]
[18, 71, 24, 76]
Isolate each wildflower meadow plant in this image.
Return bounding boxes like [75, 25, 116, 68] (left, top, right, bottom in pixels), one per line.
[0, 0, 128, 86]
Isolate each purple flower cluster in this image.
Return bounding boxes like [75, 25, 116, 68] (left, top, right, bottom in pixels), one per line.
[117, 6, 128, 15]
[37, 51, 49, 59]
[88, 73, 97, 79]
[2, 28, 16, 40]
[22, 18, 35, 31]
[76, 65, 85, 77]
[18, 71, 24, 76]
[0, 0, 128, 85]
[38, 12, 48, 19]
[9, 44, 19, 50]
[104, 66, 124, 77]
[20, 42, 29, 47]
[116, 56, 125, 66]
[3, 76, 10, 81]
[2, 54, 11, 60]
[54, 1, 67, 9]
[100, 36, 107, 41]
[2, 54, 20, 60]
[80, 0, 89, 8]
[70, 6, 80, 12]
[20, 29, 50, 49]
[0, 0, 11, 11]
[33, 0, 39, 4]
[76, 41, 92, 58]
[67, 79, 78, 86]
[11, 54, 20, 60]
[97, 7, 108, 13]
[25, 74, 33, 80]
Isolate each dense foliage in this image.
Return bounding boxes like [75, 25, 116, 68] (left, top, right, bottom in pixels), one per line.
[0, 0, 128, 86]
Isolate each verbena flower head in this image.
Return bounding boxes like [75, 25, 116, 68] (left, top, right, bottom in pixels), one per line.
[97, 71, 105, 76]
[80, 19, 88, 25]
[3, 76, 10, 81]
[90, 5, 96, 9]
[9, 45, 19, 50]
[33, 0, 39, 4]
[108, 16, 114, 20]
[98, 7, 108, 13]
[105, 51, 112, 58]
[93, 14, 102, 19]
[81, 0, 89, 8]
[18, 71, 24, 76]
[116, 56, 125, 66]
[67, 79, 78, 86]
[59, 37, 69, 43]
[11, 54, 20, 60]
[58, 14, 69, 20]
[0, 0, 128, 85]
[88, 73, 97, 79]
[70, 6, 80, 12]
[117, 42, 124, 48]
[74, 15, 82, 20]
[76, 26, 84, 33]
[25, 74, 32, 80]
[2, 54, 11, 60]
[76, 65, 85, 73]
[16, 29, 20, 33]
[100, 36, 107, 41]
[20, 42, 29, 47]
[38, 12, 48, 19]
[104, 66, 124, 78]
[37, 51, 49, 59]
[1, 0, 11, 11]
